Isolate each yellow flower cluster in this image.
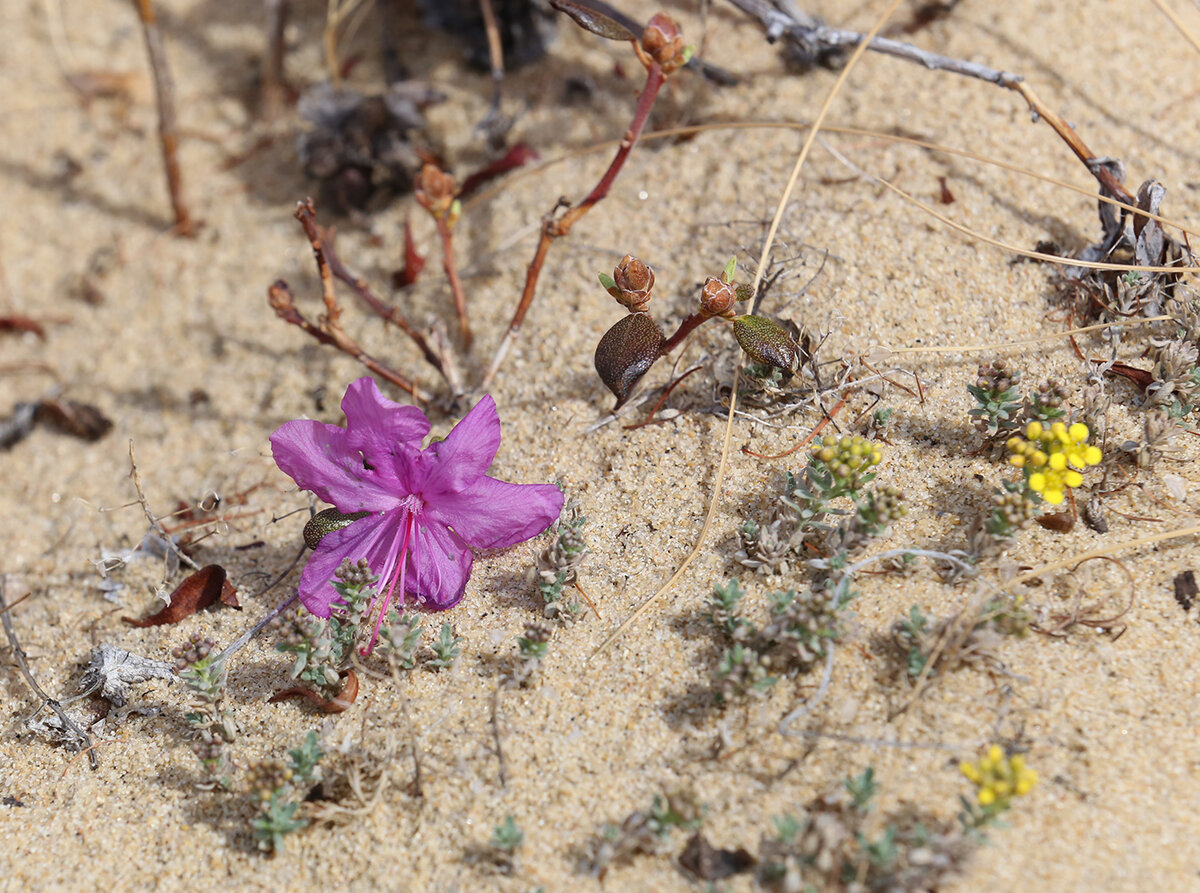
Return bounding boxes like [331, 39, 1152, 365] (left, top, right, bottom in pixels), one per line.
[1007, 421, 1103, 504]
[811, 435, 883, 480]
[960, 745, 1038, 808]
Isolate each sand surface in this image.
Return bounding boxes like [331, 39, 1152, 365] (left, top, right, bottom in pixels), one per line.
[3, 1, 1200, 890]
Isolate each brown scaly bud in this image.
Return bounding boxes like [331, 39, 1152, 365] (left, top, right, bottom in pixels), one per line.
[414, 163, 456, 218]
[699, 276, 737, 319]
[641, 14, 689, 74]
[610, 254, 655, 312]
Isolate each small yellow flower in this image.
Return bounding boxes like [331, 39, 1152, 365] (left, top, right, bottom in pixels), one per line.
[1006, 418, 1102, 504]
[960, 745, 1037, 815]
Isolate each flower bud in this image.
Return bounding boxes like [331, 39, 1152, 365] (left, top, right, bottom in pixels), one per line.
[594, 311, 664, 408]
[611, 254, 655, 311]
[641, 14, 687, 72]
[699, 276, 737, 319]
[732, 315, 798, 371]
[414, 163, 456, 218]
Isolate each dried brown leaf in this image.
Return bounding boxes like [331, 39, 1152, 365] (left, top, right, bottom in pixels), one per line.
[269, 670, 359, 713]
[121, 565, 238, 627]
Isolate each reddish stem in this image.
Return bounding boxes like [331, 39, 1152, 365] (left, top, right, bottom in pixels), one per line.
[437, 216, 472, 349]
[660, 312, 711, 355]
[132, 0, 195, 236]
[480, 60, 667, 389]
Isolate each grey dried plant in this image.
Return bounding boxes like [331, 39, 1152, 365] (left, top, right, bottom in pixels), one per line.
[587, 791, 703, 878]
[1124, 408, 1179, 469]
[758, 777, 972, 892]
[77, 643, 175, 708]
[1146, 336, 1199, 415]
[891, 589, 1020, 684]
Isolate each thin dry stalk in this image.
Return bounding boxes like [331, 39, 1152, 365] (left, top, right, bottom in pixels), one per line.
[131, 0, 194, 235]
[262, 0, 289, 121]
[0, 578, 98, 768]
[321, 228, 460, 392]
[1032, 557, 1136, 638]
[128, 439, 201, 577]
[436, 216, 472, 350]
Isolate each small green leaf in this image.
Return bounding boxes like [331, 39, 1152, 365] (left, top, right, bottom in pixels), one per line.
[598, 271, 617, 291]
[549, 0, 636, 41]
[722, 256, 737, 283]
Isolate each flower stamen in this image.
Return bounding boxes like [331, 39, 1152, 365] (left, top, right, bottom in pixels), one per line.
[363, 511, 415, 655]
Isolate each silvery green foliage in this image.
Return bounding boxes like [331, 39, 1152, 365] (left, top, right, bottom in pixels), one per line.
[532, 499, 589, 623]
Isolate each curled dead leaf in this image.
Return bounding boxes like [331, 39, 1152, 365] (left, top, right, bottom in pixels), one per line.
[121, 565, 239, 627]
[268, 670, 359, 713]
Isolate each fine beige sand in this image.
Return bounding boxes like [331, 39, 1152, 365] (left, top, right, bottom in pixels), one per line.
[3, 1, 1200, 890]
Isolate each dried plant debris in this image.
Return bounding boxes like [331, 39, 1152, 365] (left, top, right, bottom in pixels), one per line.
[26, 705, 106, 749]
[1173, 570, 1197, 613]
[586, 791, 704, 878]
[34, 397, 113, 440]
[0, 402, 38, 450]
[679, 832, 755, 881]
[1062, 177, 1194, 324]
[77, 644, 176, 707]
[892, 593, 1023, 683]
[417, 0, 556, 69]
[122, 564, 240, 627]
[757, 780, 973, 891]
[297, 82, 442, 214]
[0, 396, 112, 451]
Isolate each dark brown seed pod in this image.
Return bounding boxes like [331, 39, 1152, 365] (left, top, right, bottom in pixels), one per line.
[594, 311, 664, 409]
[304, 508, 370, 550]
[732, 315, 797, 370]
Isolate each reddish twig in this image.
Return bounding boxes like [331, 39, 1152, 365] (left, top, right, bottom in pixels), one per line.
[436, 215, 472, 350]
[414, 165, 473, 352]
[269, 200, 432, 402]
[321, 227, 449, 379]
[269, 669, 359, 713]
[660, 312, 711, 355]
[480, 58, 668, 389]
[131, 0, 194, 235]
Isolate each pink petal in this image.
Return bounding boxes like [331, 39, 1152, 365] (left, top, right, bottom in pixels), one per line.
[271, 378, 429, 514]
[428, 476, 563, 549]
[297, 510, 401, 616]
[341, 377, 430, 452]
[408, 519, 473, 610]
[271, 420, 403, 513]
[421, 394, 502, 496]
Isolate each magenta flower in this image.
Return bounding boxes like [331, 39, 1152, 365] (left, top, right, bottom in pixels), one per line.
[271, 377, 563, 651]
